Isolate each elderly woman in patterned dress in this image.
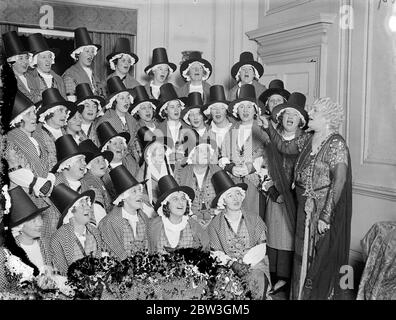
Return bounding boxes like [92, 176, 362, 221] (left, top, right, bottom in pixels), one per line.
[148, 175, 209, 254]
[50, 184, 104, 275]
[219, 84, 268, 218]
[207, 170, 271, 300]
[259, 97, 352, 300]
[98, 166, 150, 261]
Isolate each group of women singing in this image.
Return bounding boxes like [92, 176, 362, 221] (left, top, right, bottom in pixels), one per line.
[0, 26, 352, 300]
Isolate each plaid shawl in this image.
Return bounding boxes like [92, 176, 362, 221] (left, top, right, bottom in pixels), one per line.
[148, 216, 210, 254]
[97, 109, 138, 154]
[62, 62, 103, 97]
[50, 222, 103, 275]
[176, 81, 211, 104]
[221, 122, 267, 166]
[175, 164, 221, 223]
[16, 73, 42, 103]
[28, 69, 67, 99]
[81, 171, 113, 212]
[0, 248, 7, 291]
[32, 123, 59, 171]
[6, 128, 49, 177]
[80, 120, 101, 147]
[207, 209, 267, 255]
[98, 206, 149, 261]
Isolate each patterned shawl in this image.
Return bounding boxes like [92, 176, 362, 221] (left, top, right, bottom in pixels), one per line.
[50, 222, 103, 275]
[98, 206, 149, 261]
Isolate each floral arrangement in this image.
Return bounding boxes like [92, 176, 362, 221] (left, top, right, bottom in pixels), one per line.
[67, 248, 252, 300]
[0, 250, 74, 300]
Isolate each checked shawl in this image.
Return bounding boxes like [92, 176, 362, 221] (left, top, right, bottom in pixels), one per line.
[98, 207, 149, 261]
[50, 222, 103, 275]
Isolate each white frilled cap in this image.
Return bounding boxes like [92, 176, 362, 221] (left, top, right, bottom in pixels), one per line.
[70, 45, 98, 61]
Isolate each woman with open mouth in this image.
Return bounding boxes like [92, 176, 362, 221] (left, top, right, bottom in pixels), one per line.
[128, 85, 159, 164]
[97, 121, 138, 200]
[203, 85, 235, 158]
[98, 76, 139, 163]
[148, 175, 209, 254]
[27, 33, 67, 100]
[51, 134, 106, 228]
[259, 97, 352, 300]
[228, 51, 266, 102]
[98, 165, 150, 260]
[104, 37, 140, 95]
[177, 51, 212, 104]
[64, 103, 85, 145]
[50, 184, 104, 275]
[258, 79, 290, 122]
[263, 92, 308, 297]
[181, 92, 213, 143]
[219, 84, 269, 219]
[75, 82, 106, 145]
[33, 87, 74, 170]
[2, 31, 41, 103]
[155, 83, 190, 165]
[80, 139, 114, 215]
[62, 27, 103, 102]
[143, 47, 176, 100]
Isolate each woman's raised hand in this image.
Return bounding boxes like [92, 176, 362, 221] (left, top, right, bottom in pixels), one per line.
[257, 115, 269, 129]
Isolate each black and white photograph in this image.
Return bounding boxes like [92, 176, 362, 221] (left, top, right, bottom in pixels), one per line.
[0, 0, 395, 307]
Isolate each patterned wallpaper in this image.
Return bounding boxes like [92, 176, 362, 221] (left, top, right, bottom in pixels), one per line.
[0, 0, 137, 35]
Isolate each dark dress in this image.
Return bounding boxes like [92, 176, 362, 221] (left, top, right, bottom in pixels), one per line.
[266, 125, 352, 300]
